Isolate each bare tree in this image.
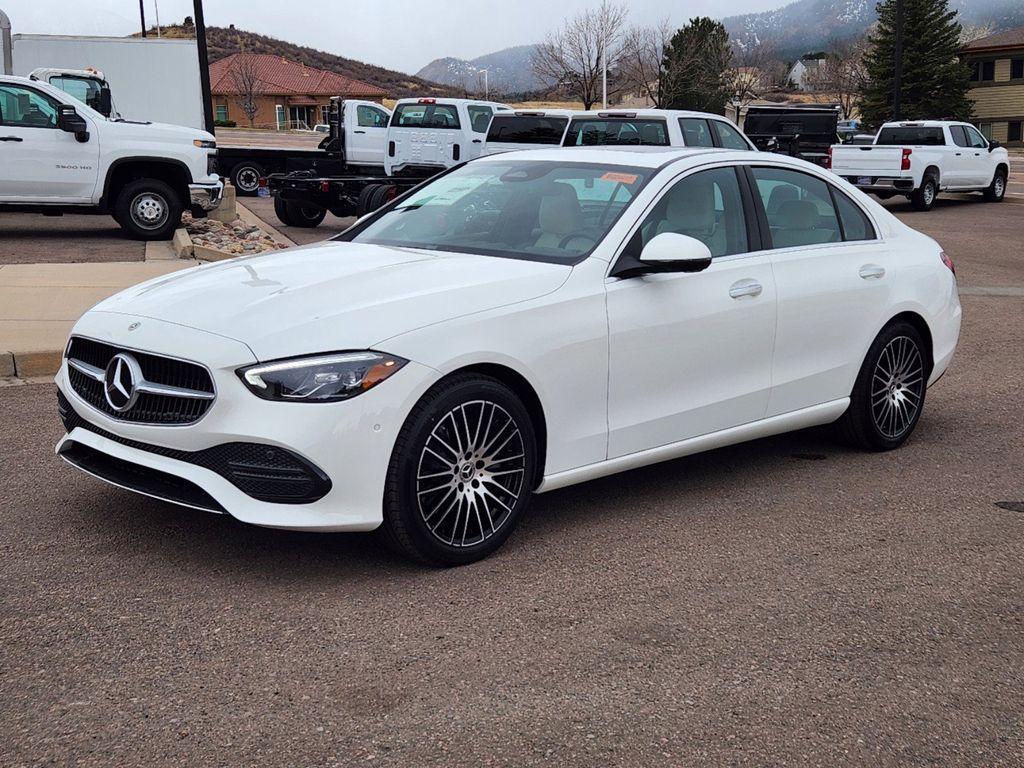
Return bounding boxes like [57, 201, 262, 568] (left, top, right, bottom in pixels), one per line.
[727, 45, 776, 112]
[230, 53, 261, 128]
[802, 38, 868, 119]
[620, 19, 672, 107]
[532, 1, 628, 109]
[960, 22, 995, 45]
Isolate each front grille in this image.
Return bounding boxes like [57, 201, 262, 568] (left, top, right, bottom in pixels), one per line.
[66, 336, 215, 425]
[59, 390, 332, 505]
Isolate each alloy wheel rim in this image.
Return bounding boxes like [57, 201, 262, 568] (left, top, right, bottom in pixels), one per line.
[923, 183, 935, 205]
[871, 335, 925, 439]
[995, 176, 1005, 197]
[131, 192, 169, 230]
[416, 400, 526, 548]
[236, 167, 260, 192]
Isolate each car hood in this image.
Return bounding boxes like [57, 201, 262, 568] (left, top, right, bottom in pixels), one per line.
[90, 241, 571, 361]
[105, 118, 213, 144]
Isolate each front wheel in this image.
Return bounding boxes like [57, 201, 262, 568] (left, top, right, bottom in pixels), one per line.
[114, 178, 182, 240]
[381, 374, 537, 566]
[911, 175, 938, 211]
[836, 321, 929, 451]
[983, 170, 1007, 202]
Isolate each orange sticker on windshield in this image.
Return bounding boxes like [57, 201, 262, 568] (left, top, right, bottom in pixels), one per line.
[600, 172, 639, 184]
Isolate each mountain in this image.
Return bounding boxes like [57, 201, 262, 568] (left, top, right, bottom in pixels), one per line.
[416, 45, 542, 96]
[724, 0, 1024, 59]
[141, 23, 454, 97]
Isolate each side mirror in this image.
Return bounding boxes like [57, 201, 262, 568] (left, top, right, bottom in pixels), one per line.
[608, 232, 713, 279]
[988, 139, 1000, 152]
[57, 105, 89, 142]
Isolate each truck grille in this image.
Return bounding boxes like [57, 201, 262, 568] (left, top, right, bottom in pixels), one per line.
[65, 337, 216, 425]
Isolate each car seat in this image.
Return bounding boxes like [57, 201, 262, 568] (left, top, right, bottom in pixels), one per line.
[533, 185, 584, 250]
[654, 182, 726, 256]
[771, 200, 835, 247]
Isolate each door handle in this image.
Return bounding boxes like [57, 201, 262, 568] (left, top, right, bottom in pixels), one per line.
[472, 139, 482, 144]
[729, 279, 763, 299]
[859, 264, 886, 280]
[0, 136, 23, 142]
[955, 152, 961, 156]
[354, 130, 366, 134]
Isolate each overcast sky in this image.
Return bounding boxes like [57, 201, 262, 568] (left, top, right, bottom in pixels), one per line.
[1, 0, 786, 73]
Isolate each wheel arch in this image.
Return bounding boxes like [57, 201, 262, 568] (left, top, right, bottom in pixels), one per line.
[995, 162, 1009, 180]
[884, 310, 935, 375]
[102, 157, 192, 208]
[923, 165, 940, 184]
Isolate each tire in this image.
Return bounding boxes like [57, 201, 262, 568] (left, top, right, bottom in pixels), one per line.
[273, 196, 294, 226]
[983, 169, 1007, 202]
[380, 374, 538, 566]
[284, 201, 326, 228]
[230, 162, 264, 196]
[874, 192, 895, 200]
[370, 184, 397, 212]
[356, 184, 380, 217]
[114, 178, 182, 240]
[835, 321, 929, 451]
[911, 174, 938, 211]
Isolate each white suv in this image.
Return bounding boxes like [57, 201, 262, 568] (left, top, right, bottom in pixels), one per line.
[0, 75, 221, 239]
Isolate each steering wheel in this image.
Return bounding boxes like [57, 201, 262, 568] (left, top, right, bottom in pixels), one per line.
[557, 231, 598, 250]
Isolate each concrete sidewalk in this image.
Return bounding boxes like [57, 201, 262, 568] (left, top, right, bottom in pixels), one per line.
[0, 261, 194, 378]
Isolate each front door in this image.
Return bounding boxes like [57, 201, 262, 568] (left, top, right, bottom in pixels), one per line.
[606, 165, 777, 458]
[963, 125, 993, 187]
[348, 103, 390, 165]
[0, 83, 99, 202]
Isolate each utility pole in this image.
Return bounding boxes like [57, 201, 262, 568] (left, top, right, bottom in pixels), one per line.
[601, 33, 608, 108]
[482, 69, 488, 99]
[193, 0, 215, 134]
[154, 0, 161, 38]
[138, 0, 147, 37]
[893, 0, 903, 120]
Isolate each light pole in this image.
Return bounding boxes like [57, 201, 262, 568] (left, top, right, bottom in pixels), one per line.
[601, 34, 608, 108]
[193, 0, 215, 134]
[138, 0, 147, 37]
[482, 69, 489, 99]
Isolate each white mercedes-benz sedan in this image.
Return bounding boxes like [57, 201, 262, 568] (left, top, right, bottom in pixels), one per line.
[56, 147, 961, 565]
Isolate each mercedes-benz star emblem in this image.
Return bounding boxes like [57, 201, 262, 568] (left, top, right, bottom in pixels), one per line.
[103, 353, 143, 412]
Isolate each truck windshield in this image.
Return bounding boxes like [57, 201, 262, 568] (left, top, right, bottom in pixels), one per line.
[48, 76, 105, 114]
[563, 119, 669, 146]
[486, 115, 569, 144]
[392, 103, 461, 129]
[341, 161, 653, 265]
[876, 127, 945, 145]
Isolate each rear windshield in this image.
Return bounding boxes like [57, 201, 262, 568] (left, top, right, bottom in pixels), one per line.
[876, 127, 945, 146]
[563, 118, 669, 146]
[391, 103, 461, 129]
[486, 115, 569, 145]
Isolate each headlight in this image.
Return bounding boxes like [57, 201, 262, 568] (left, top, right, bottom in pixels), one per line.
[238, 352, 407, 402]
[193, 139, 216, 148]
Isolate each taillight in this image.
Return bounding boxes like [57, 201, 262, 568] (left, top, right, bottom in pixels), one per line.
[824, 146, 832, 169]
[940, 251, 955, 276]
[320, 180, 330, 193]
[901, 148, 912, 171]
[257, 176, 267, 188]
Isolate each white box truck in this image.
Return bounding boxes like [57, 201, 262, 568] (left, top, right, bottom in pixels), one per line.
[10, 34, 204, 129]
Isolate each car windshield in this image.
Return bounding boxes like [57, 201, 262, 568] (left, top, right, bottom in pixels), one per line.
[564, 119, 669, 146]
[342, 161, 654, 264]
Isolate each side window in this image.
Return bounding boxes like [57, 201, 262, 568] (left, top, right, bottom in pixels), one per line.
[712, 120, 751, 150]
[965, 125, 988, 148]
[833, 190, 876, 242]
[0, 85, 59, 128]
[357, 105, 388, 128]
[949, 125, 969, 147]
[467, 105, 494, 133]
[678, 118, 714, 147]
[751, 167, 841, 249]
[630, 167, 749, 259]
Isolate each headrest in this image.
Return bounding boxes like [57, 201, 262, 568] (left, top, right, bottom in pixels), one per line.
[538, 184, 583, 235]
[766, 184, 798, 214]
[640, 124, 662, 144]
[664, 182, 715, 233]
[775, 199, 819, 229]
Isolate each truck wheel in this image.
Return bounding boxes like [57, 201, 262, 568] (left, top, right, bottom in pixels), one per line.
[285, 202, 326, 228]
[911, 174, 938, 211]
[273, 196, 294, 226]
[230, 162, 264, 196]
[983, 170, 1007, 202]
[357, 184, 380, 217]
[115, 178, 182, 240]
[371, 184, 398, 212]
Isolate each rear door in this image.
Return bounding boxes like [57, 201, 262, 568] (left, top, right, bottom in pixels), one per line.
[386, 101, 463, 174]
[346, 102, 390, 165]
[0, 82, 99, 202]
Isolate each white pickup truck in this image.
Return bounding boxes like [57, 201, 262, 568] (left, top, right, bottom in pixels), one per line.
[0, 74, 221, 239]
[385, 98, 511, 176]
[829, 120, 1009, 211]
[562, 109, 756, 150]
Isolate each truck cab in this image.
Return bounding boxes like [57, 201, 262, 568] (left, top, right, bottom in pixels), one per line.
[561, 109, 755, 151]
[482, 110, 573, 155]
[385, 98, 511, 176]
[28, 67, 114, 118]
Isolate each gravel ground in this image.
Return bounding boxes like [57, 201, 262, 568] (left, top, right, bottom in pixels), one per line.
[0, 213, 144, 264]
[1, 202, 1022, 767]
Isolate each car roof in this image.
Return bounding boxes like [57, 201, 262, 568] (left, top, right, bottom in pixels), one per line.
[568, 109, 736, 121]
[393, 97, 510, 108]
[880, 120, 960, 128]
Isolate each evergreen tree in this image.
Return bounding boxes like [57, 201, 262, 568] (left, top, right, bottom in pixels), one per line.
[660, 18, 732, 114]
[860, 0, 972, 127]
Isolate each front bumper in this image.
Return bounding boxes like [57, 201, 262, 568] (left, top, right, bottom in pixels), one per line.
[189, 180, 224, 211]
[54, 312, 438, 532]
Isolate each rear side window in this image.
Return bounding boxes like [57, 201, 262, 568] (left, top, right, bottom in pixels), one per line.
[486, 115, 569, 144]
[876, 127, 945, 145]
[467, 105, 494, 133]
[678, 118, 715, 147]
[392, 103, 461, 129]
[949, 125, 969, 147]
[751, 167, 842, 249]
[564, 119, 669, 146]
[711, 120, 751, 150]
[833, 190, 876, 241]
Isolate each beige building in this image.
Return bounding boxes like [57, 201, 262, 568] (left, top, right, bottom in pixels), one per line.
[960, 27, 1024, 146]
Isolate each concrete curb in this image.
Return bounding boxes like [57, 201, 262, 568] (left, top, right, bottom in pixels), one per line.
[192, 243, 235, 262]
[12, 350, 63, 379]
[172, 227, 194, 258]
[0, 351, 14, 377]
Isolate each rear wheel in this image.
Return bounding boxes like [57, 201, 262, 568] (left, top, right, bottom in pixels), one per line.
[273, 196, 294, 226]
[836, 321, 929, 451]
[357, 184, 381, 217]
[381, 374, 537, 566]
[911, 174, 938, 211]
[284, 202, 326, 228]
[114, 178, 182, 240]
[983, 169, 1007, 202]
[230, 162, 264, 196]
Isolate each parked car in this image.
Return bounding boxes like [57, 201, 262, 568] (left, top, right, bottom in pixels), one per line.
[0, 74, 221, 240]
[562, 109, 755, 150]
[313, 123, 330, 134]
[385, 97, 511, 176]
[482, 109, 572, 155]
[56, 147, 960, 565]
[829, 120, 1009, 211]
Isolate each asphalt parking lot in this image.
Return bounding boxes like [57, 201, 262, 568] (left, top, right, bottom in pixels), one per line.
[1, 196, 1022, 767]
[0, 212, 145, 264]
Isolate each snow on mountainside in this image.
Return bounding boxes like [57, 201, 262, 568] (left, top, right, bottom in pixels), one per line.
[415, 45, 542, 96]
